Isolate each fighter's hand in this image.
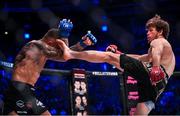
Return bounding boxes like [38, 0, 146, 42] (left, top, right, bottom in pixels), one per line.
[56, 39, 72, 61]
[58, 19, 73, 38]
[79, 31, 97, 48]
[106, 44, 122, 54]
[150, 66, 165, 85]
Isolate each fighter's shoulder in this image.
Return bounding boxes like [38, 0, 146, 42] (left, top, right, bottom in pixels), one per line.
[28, 40, 47, 47]
[28, 40, 42, 45]
[22, 41, 45, 53]
[24, 40, 37, 46]
[150, 39, 164, 46]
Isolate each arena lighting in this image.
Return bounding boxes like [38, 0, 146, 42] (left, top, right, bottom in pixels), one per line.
[4, 31, 8, 35]
[60, 110, 66, 115]
[112, 65, 116, 69]
[50, 109, 57, 115]
[24, 33, 30, 39]
[160, 100, 166, 106]
[101, 25, 108, 32]
[102, 63, 107, 71]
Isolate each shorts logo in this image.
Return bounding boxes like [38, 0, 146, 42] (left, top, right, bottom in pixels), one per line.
[30, 87, 35, 91]
[16, 100, 25, 108]
[17, 111, 27, 114]
[36, 100, 45, 108]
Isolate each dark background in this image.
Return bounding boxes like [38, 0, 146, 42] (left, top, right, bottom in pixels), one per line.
[0, 0, 180, 70]
[0, 0, 180, 115]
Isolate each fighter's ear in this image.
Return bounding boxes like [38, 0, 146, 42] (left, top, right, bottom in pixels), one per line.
[158, 29, 163, 36]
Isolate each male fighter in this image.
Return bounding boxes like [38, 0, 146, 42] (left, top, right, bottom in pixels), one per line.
[3, 19, 97, 115]
[58, 15, 175, 115]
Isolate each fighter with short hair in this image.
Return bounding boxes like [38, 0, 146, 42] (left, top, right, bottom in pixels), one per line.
[58, 15, 175, 115]
[3, 19, 97, 115]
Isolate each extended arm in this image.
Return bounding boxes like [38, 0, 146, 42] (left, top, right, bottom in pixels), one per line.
[58, 19, 97, 51]
[70, 31, 97, 51]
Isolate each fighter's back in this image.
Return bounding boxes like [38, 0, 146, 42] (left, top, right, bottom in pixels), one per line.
[12, 40, 47, 86]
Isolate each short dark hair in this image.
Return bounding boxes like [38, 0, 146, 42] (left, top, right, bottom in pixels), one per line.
[43, 28, 60, 39]
[146, 14, 170, 39]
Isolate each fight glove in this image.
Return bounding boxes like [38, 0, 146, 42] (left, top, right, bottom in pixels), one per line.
[79, 31, 97, 48]
[106, 44, 122, 54]
[58, 19, 73, 38]
[150, 66, 165, 84]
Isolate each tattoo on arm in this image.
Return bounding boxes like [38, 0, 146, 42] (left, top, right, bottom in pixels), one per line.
[14, 41, 63, 67]
[14, 42, 33, 66]
[30, 41, 60, 58]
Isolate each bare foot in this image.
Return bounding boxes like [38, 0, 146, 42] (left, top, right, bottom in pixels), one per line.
[56, 39, 72, 61]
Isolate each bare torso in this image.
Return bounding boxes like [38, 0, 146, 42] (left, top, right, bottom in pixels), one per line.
[148, 38, 175, 77]
[12, 40, 61, 86]
[12, 38, 84, 86]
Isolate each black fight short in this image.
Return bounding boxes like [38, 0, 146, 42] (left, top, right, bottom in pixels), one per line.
[3, 81, 48, 115]
[120, 54, 169, 103]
